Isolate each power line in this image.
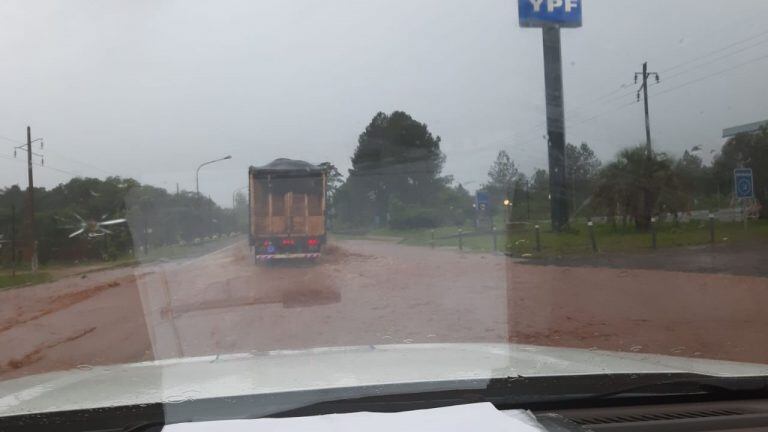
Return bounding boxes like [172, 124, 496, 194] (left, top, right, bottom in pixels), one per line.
[475, 26, 768, 173]
[661, 38, 768, 83]
[566, 53, 768, 134]
[0, 134, 24, 145]
[33, 161, 81, 178]
[508, 81, 636, 144]
[2, 132, 117, 177]
[569, 100, 638, 130]
[659, 29, 768, 73]
[565, 53, 768, 134]
[565, 31, 768, 128]
[652, 51, 768, 99]
[0, 152, 81, 178]
[43, 148, 115, 176]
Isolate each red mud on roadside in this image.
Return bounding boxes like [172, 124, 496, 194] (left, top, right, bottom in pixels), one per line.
[0, 280, 124, 334]
[4, 327, 97, 371]
[0, 270, 150, 381]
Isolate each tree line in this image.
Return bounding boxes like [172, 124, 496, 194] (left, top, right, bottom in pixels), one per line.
[3, 111, 764, 265]
[1, 177, 240, 264]
[331, 111, 768, 231]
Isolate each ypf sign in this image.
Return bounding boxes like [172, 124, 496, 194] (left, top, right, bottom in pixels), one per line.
[519, 0, 582, 28]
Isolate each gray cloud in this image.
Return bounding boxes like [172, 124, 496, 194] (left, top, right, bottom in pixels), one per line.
[1, 0, 767, 205]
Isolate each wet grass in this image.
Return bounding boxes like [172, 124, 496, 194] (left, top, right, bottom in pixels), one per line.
[333, 225, 503, 253]
[507, 219, 768, 258]
[331, 219, 768, 257]
[0, 272, 53, 291]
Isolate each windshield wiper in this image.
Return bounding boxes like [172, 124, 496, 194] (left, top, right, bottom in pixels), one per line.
[577, 375, 768, 401]
[4, 374, 768, 431]
[267, 373, 768, 417]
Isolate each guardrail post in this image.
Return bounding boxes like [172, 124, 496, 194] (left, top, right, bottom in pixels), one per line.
[534, 225, 541, 252]
[588, 220, 597, 252]
[492, 225, 497, 252]
[708, 213, 715, 244]
[430, 229, 435, 249]
[458, 228, 463, 251]
[651, 217, 657, 249]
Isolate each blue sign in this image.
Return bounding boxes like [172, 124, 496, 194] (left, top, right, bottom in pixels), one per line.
[734, 168, 754, 199]
[476, 191, 490, 211]
[518, 0, 582, 28]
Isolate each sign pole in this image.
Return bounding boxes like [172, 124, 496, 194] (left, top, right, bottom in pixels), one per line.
[733, 168, 754, 231]
[518, 0, 580, 232]
[542, 26, 569, 231]
[743, 199, 748, 231]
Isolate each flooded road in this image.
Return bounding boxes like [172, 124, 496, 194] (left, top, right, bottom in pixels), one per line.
[1, 239, 768, 381]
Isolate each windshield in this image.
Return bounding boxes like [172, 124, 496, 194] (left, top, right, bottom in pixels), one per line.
[2, 0, 768, 424]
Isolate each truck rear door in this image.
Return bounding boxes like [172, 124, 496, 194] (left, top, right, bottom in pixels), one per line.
[288, 192, 308, 235]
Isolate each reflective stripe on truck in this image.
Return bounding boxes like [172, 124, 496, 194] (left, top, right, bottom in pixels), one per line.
[255, 253, 320, 260]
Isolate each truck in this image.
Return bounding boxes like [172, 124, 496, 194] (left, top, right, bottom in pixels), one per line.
[248, 159, 327, 262]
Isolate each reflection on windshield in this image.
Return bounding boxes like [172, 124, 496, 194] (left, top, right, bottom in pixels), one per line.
[1, 0, 768, 422]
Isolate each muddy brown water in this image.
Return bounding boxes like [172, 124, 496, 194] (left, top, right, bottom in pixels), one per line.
[1, 239, 767, 382]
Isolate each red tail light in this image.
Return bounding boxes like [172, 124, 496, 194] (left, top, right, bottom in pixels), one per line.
[307, 238, 319, 247]
[282, 238, 295, 246]
[262, 240, 270, 247]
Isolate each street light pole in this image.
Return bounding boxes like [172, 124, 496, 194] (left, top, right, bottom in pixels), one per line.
[195, 155, 232, 197]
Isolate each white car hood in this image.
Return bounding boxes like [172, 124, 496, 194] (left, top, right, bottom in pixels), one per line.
[2, 343, 768, 419]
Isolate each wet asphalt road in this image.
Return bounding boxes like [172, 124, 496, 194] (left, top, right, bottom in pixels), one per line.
[1, 239, 767, 381]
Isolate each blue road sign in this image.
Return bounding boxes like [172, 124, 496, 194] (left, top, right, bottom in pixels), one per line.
[518, 0, 582, 28]
[476, 191, 489, 205]
[734, 168, 754, 199]
[476, 191, 490, 211]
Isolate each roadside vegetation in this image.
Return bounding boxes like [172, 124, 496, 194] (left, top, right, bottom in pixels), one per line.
[333, 219, 768, 258]
[0, 234, 240, 290]
[330, 113, 768, 259]
[0, 272, 52, 291]
[4, 109, 768, 280]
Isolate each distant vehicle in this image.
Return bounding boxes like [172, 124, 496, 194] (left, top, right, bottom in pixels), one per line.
[248, 159, 327, 262]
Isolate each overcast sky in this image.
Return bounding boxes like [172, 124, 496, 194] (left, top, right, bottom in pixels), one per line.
[1, 0, 767, 206]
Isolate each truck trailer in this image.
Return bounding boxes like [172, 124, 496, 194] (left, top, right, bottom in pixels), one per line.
[248, 159, 327, 262]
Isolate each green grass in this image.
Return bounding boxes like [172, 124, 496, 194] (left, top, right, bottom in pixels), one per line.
[507, 219, 768, 258]
[336, 225, 504, 253]
[0, 272, 53, 291]
[331, 219, 768, 258]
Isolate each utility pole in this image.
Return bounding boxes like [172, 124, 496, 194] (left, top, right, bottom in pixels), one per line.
[11, 205, 16, 277]
[526, 183, 531, 221]
[26, 127, 36, 272]
[15, 126, 43, 272]
[635, 62, 660, 156]
[634, 63, 660, 230]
